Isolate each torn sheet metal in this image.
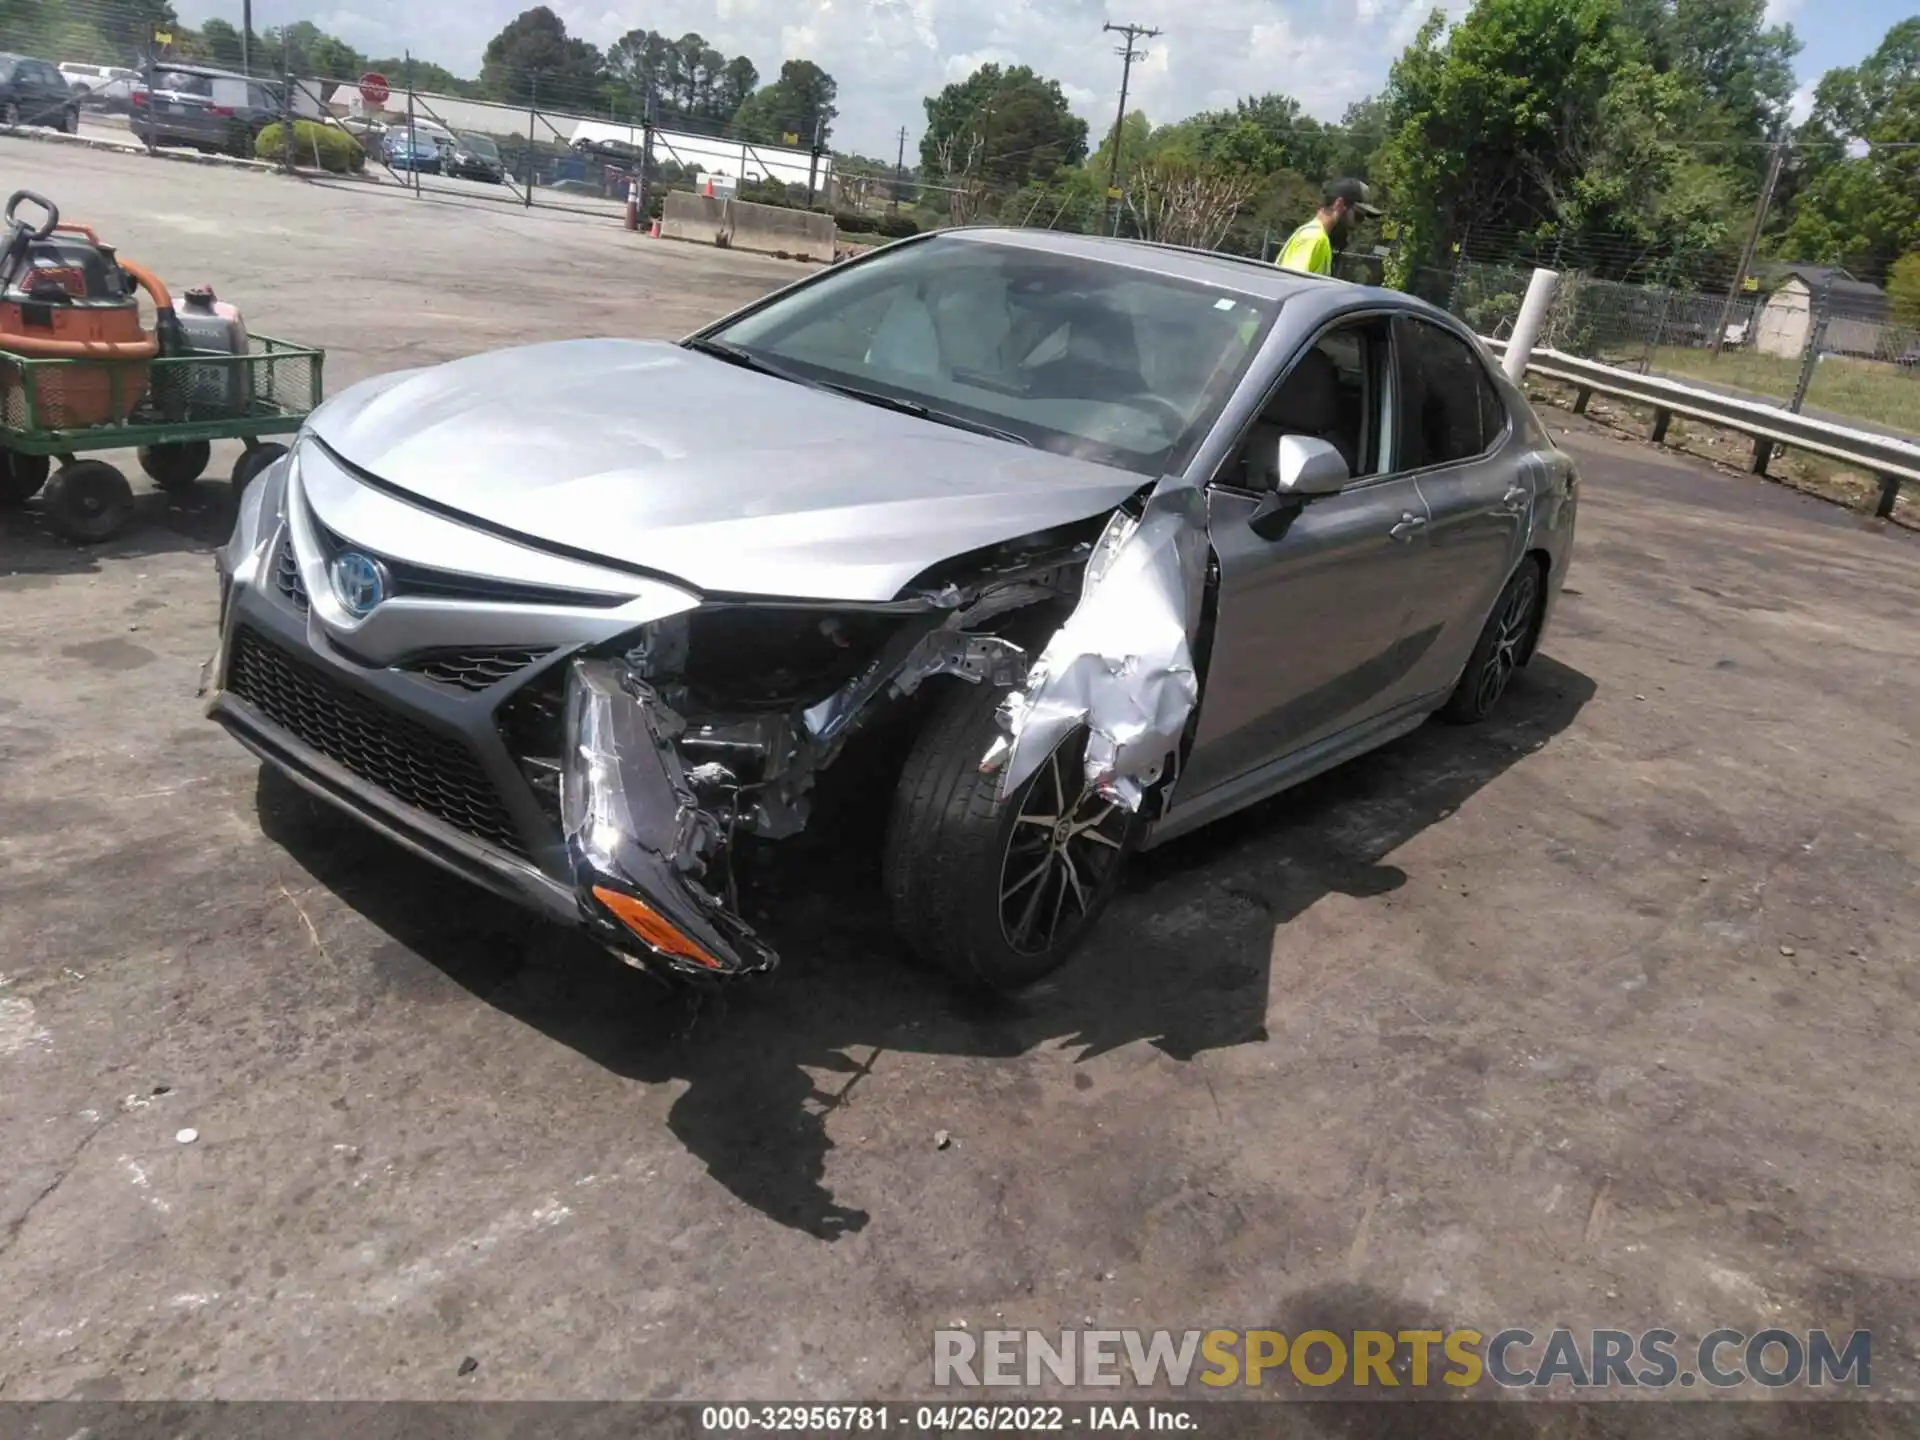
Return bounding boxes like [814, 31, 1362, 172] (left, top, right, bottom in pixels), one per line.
[561, 656, 778, 977]
[983, 482, 1208, 812]
[801, 617, 1028, 743]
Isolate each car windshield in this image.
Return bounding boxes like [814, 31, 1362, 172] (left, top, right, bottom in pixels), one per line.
[459, 133, 498, 157]
[702, 236, 1279, 476]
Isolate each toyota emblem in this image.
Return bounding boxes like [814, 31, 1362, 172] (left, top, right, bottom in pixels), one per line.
[328, 550, 390, 617]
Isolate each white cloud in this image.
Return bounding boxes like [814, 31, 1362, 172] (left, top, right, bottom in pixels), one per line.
[1788, 82, 1814, 125]
[1763, 0, 1802, 27]
[174, 0, 1825, 159]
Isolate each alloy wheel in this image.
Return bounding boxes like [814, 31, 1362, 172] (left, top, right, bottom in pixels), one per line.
[1474, 566, 1539, 714]
[997, 733, 1131, 957]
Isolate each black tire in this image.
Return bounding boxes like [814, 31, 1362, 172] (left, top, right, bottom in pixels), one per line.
[43, 460, 135, 543]
[0, 450, 49, 505]
[61, 106, 77, 134]
[138, 440, 211, 491]
[1439, 557, 1544, 724]
[230, 442, 288, 497]
[3, 103, 18, 127]
[884, 677, 1138, 991]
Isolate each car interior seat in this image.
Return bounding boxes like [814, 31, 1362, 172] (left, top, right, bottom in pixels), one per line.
[1242, 346, 1358, 485]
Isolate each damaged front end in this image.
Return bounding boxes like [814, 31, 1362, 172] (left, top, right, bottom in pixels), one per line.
[983, 480, 1210, 814]
[555, 538, 1087, 981]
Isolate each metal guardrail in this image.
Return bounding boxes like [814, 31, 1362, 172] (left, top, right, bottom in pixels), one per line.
[1483, 338, 1920, 520]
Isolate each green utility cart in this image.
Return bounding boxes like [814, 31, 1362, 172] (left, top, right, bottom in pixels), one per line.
[0, 334, 325, 542]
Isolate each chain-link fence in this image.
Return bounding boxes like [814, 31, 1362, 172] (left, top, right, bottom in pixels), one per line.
[1411, 257, 1918, 435]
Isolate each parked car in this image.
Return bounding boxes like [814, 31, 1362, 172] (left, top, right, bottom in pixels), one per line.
[383, 129, 442, 173]
[59, 61, 136, 101]
[129, 65, 285, 155]
[205, 228, 1579, 993]
[0, 53, 80, 132]
[447, 131, 504, 183]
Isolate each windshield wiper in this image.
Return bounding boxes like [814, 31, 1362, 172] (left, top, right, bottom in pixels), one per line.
[814, 381, 1032, 447]
[682, 336, 819, 388]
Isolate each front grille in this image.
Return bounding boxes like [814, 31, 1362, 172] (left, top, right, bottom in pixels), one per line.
[274, 536, 308, 612]
[227, 626, 526, 857]
[403, 647, 552, 693]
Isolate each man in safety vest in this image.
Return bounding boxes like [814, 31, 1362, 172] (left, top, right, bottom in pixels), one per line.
[1276, 178, 1383, 276]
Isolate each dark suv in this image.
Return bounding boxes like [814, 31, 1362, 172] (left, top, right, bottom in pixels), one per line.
[0, 53, 80, 133]
[130, 65, 283, 156]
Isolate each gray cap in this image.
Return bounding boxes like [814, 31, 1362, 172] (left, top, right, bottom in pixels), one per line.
[1326, 177, 1383, 218]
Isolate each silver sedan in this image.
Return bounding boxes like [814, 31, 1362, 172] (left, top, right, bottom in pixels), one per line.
[204, 227, 1578, 991]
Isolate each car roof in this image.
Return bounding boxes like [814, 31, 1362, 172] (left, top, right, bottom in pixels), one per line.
[936, 225, 1427, 314]
[152, 63, 252, 79]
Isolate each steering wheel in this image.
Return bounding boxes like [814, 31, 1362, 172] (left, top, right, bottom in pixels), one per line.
[1124, 393, 1189, 436]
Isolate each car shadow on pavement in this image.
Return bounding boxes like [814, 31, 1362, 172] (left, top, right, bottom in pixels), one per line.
[256, 655, 1595, 1242]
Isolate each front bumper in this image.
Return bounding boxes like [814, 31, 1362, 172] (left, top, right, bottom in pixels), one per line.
[204, 456, 778, 980]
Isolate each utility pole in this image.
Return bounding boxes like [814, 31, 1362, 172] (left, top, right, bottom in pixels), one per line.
[806, 113, 824, 209]
[241, 0, 251, 75]
[891, 125, 906, 214]
[1102, 21, 1159, 235]
[1713, 137, 1786, 355]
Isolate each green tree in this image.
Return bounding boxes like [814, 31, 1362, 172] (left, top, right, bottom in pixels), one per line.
[1376, 0, 1740, 283]
[197, 16, 244, 68]
[1778, 19, 1920, 283]
[1888, 253, 1920, 325]
[479, 6, 604, 111]
[920, 64, 1087, 194]
[733, 58, 837, 145]
[367, 56, 474, 95]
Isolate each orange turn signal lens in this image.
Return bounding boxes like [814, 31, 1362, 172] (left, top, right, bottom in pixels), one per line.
[590, 885, 724, 970]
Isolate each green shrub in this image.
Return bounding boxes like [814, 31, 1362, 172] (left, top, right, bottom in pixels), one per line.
[254, 120, 365, 174]
[834, 210, 876, 234]
[875, 213, 919, 239]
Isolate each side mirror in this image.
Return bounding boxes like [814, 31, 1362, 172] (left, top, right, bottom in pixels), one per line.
[1271, 434, 1350, 497]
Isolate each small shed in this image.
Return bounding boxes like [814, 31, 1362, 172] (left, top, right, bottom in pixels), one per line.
[1753, 265, 1890, 359]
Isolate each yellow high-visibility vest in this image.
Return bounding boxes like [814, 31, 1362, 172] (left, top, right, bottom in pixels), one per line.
[1277, 219, 1332, 275]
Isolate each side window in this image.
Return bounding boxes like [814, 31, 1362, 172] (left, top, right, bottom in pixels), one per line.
[1394, 317, 1503, 470]
[1223, 319, 1386, 491]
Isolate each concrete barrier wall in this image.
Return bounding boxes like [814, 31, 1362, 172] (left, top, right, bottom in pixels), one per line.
[660, 192, 836, 263]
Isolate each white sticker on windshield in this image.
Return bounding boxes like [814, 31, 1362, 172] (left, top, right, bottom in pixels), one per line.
[1213, 298, 1236, 310]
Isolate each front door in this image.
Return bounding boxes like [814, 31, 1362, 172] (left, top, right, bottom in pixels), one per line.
[1180, 315, 1434, 799]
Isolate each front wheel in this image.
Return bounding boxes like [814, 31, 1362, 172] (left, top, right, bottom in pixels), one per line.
[61, 106, 77, 134]
[885, 677, 1138, 991]
[1439, 558, 1543, 724]
[43, 459, 135, 542]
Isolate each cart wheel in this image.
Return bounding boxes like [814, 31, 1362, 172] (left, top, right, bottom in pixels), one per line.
[231, 442, 289, 497]
[138, 441, 213, 492]
[44, 460, 135, 543]
[0, 451, 49, 506]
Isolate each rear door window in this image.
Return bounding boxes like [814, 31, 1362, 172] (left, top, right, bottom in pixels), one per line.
[1393, 317, 1505, 470]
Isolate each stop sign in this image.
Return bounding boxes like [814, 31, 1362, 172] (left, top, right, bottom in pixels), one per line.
[358, 72, 390, 108]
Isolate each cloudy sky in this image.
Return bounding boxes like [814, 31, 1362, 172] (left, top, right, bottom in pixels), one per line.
[183, 0, 1908, 156]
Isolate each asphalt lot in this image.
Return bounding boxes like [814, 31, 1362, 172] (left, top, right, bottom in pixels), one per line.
[3, 141, 1919, 1416]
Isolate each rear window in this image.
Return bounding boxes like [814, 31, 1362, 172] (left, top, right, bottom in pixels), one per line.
[155, 70, 212, 95]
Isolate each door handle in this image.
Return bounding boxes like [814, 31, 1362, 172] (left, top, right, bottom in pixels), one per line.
[1389, 513, 1427, 542]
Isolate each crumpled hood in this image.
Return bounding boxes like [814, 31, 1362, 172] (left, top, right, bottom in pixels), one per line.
[307, 339, 1144, 602]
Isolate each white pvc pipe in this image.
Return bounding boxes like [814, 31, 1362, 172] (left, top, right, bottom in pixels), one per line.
[1502, 267, 1562, 383]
